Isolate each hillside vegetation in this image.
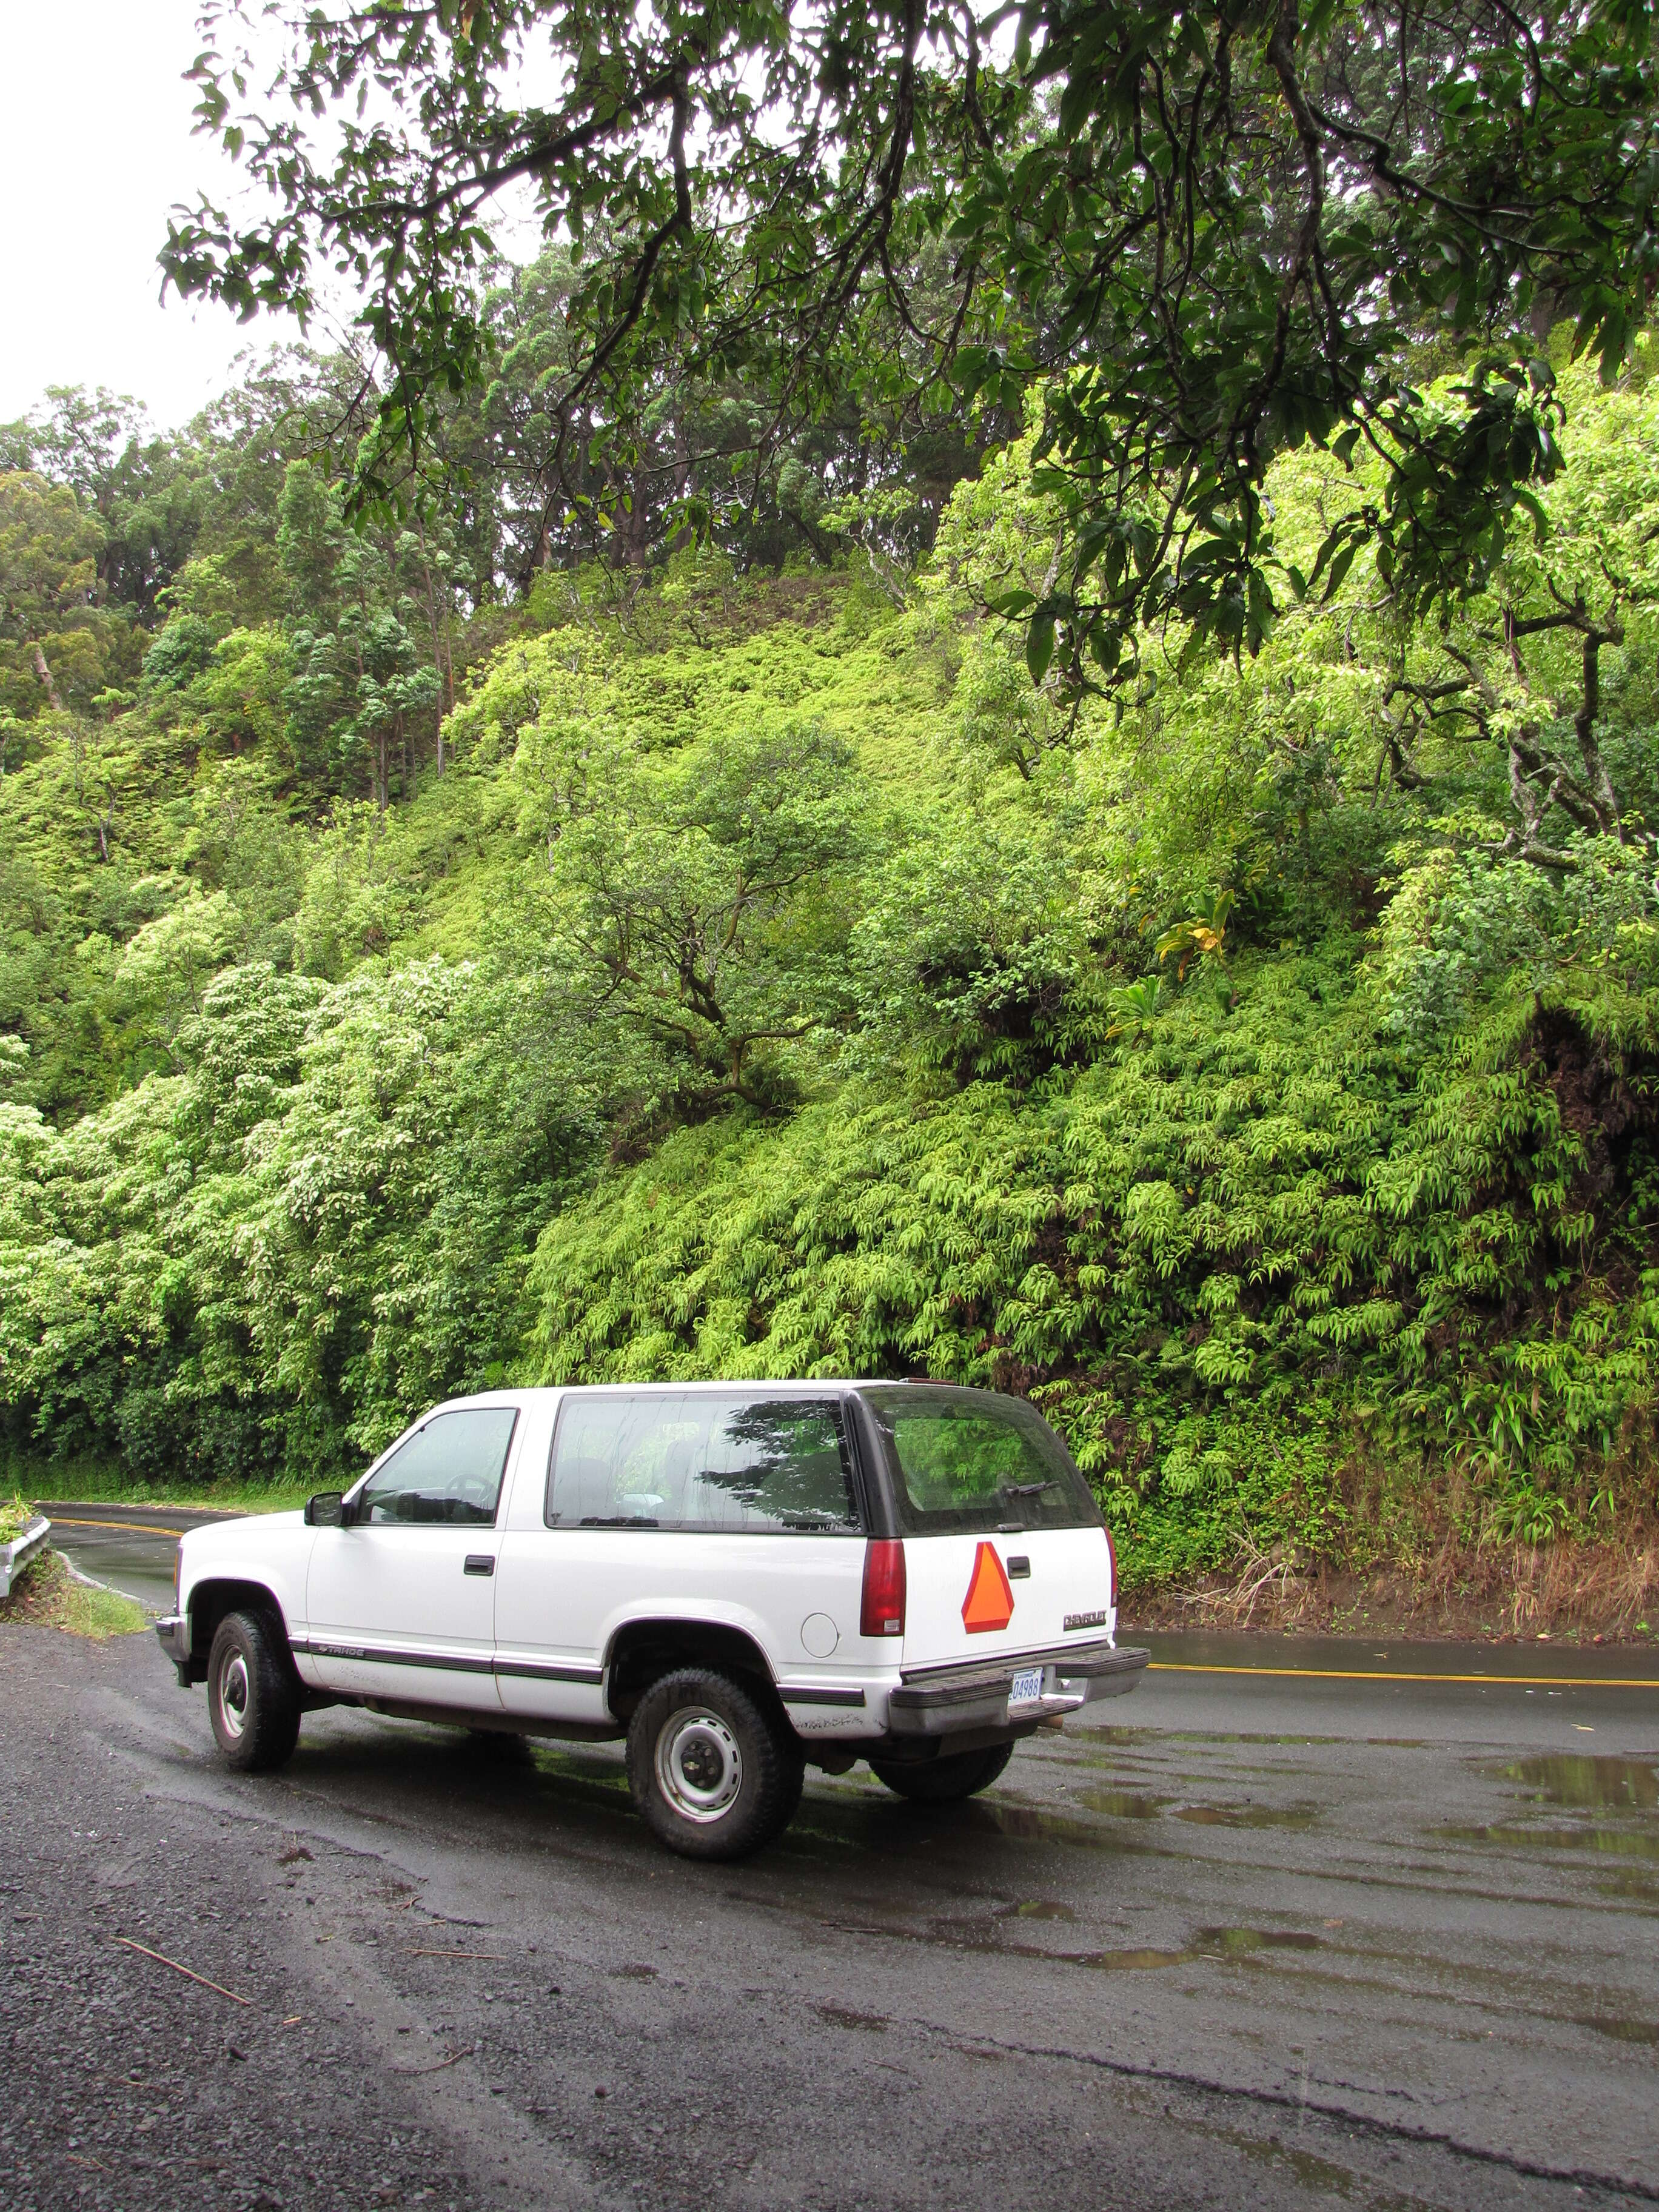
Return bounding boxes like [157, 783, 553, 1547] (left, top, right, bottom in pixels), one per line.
[4, 344, 1659, 1629]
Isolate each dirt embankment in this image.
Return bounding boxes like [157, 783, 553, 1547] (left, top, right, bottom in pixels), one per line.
[1128, 1535, 1659, 1644]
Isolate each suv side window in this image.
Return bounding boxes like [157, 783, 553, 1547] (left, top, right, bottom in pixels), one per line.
[546, 1394, 859, 1533]
[358, 1407, 518, 1526]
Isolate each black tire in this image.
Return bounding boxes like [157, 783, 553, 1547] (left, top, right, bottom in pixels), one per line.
[626, 1667, 804, 1861]
[206, 1608, 301, 1773]
[870, 1741, 1015, 1804]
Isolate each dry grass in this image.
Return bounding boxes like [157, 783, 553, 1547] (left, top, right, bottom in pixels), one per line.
[0, 1548, 148, 1638]
[1132, 1533, 1659, 1641]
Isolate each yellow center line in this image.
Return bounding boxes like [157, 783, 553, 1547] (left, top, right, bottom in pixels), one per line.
[45, 1517, 187, 1538]
[1147, 1661, 1659, 1689]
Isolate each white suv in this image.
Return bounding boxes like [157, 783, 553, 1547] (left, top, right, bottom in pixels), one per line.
[158, 1381, 1147, 1858]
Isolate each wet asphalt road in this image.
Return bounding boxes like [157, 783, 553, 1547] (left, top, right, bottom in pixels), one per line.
[4, 1535, 1659, 2212]
[38, 1504, 234, 1616]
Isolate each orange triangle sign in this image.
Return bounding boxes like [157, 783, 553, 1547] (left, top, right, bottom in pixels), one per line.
[962, 1542, 1014, 1634]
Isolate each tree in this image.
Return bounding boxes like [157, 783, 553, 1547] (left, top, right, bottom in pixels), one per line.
[0, 389, 204, 620]
[278, 462, 443, 805]
[0, 473, 110, 718]
[165, 0, 1657, 685]
[506, 657, 865, 1112]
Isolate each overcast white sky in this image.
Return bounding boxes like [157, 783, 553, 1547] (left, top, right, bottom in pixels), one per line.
[0, 1, 289, 431]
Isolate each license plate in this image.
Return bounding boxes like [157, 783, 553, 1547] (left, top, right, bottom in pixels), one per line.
[1008, 1666, 1045, 1709]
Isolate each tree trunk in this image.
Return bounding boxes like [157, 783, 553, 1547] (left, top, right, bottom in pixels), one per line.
[30, 643, 64, 713]
[626, 460, 652, 569]
[1574, 629, 1624, 838]
[414, 517, 455, 746]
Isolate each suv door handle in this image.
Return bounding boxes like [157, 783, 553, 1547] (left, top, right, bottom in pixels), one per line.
[464, 1555, 495, 1577]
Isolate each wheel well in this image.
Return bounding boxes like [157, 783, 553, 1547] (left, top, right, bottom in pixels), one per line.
[605, 1619, 783, 1727]
[185, 1578, 292, 1684]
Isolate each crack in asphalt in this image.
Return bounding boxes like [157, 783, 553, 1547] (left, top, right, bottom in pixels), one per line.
[942, 2024, 1659, 2204]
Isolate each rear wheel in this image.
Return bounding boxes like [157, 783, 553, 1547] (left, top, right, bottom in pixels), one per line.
[206, 1609, 301, 1773]
[626, 1667, 804, 1861]
[870, 1742, 1014, 1804]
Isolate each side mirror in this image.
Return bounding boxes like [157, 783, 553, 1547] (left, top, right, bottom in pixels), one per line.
[305, 1491, 344, 1527]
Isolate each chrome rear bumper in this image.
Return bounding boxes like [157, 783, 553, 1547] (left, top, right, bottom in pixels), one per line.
[886, 1643, 1148, 1738]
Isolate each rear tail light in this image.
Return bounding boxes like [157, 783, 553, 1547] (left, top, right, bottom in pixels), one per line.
[860, 1539, 907, 1638]
[1104, 1523, 1117, 1606]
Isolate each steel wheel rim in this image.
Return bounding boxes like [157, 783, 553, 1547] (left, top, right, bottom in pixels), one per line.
[654, 1707, 742, 1824]
[219, 1651, 250, 1740]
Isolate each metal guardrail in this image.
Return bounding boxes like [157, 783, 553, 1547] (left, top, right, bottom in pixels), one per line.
[1, 1515, 51, 1599]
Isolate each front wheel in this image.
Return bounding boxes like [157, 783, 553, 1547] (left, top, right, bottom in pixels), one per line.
[207, 1609, 301, 1773]
[870, 1742, 1014, 1804]
[626, 1668, 803, 1861]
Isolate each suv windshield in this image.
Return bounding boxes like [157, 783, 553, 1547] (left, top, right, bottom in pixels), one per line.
[859, 1386, 1102, 1534]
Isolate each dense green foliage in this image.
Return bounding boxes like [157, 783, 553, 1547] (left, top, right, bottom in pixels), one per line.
[171, 0, 1658, 691]
[2, 336, 1658, 1589]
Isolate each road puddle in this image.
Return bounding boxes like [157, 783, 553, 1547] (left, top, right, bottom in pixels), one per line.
[1493, 1755, 1657, 1809]
[1597, 1869, 1659, 1902]
[1427, 1754, 1659, 1867]
[819, 1902, 1327, 1977]
[1072, 1926, 1326, 1974]
[970, 1918, 1324, 1971]
[1434, 1822, 1659, 1862]
[1574, 2014, 1659, 2045]
[972, 1799, 1151, 1851]
[1173, 1803, 1320, 1831]
[815, 2003, 888, 2031]
[1078, 1788, 1165, 1819]
[1075, 1783, 1319, 1829]
[1082, 1727, 1353, 1748]
[1199, 1926, 1324, 1955]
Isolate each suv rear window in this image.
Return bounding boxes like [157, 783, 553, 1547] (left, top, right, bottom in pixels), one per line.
[546, 1393, 860, 1533]
[859, 1386, 1101, 1534]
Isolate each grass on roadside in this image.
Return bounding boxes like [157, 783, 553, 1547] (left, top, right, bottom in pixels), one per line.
[0, 1547, 149, 1637]
[1, 1492, 35, 1545]
[4, 1463, 313, 1514]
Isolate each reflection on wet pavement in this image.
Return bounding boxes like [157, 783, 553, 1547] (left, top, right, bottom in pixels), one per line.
[1173, 1801, 1321, 1829]
[1074, 1782, 1321, 1829]
[1434, 1820, 1659, 1860]
[1576, 2014, 1659, 2045]
[1496, 1754, 1658, 1808]
[1076, 1786, 1165, 1818]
